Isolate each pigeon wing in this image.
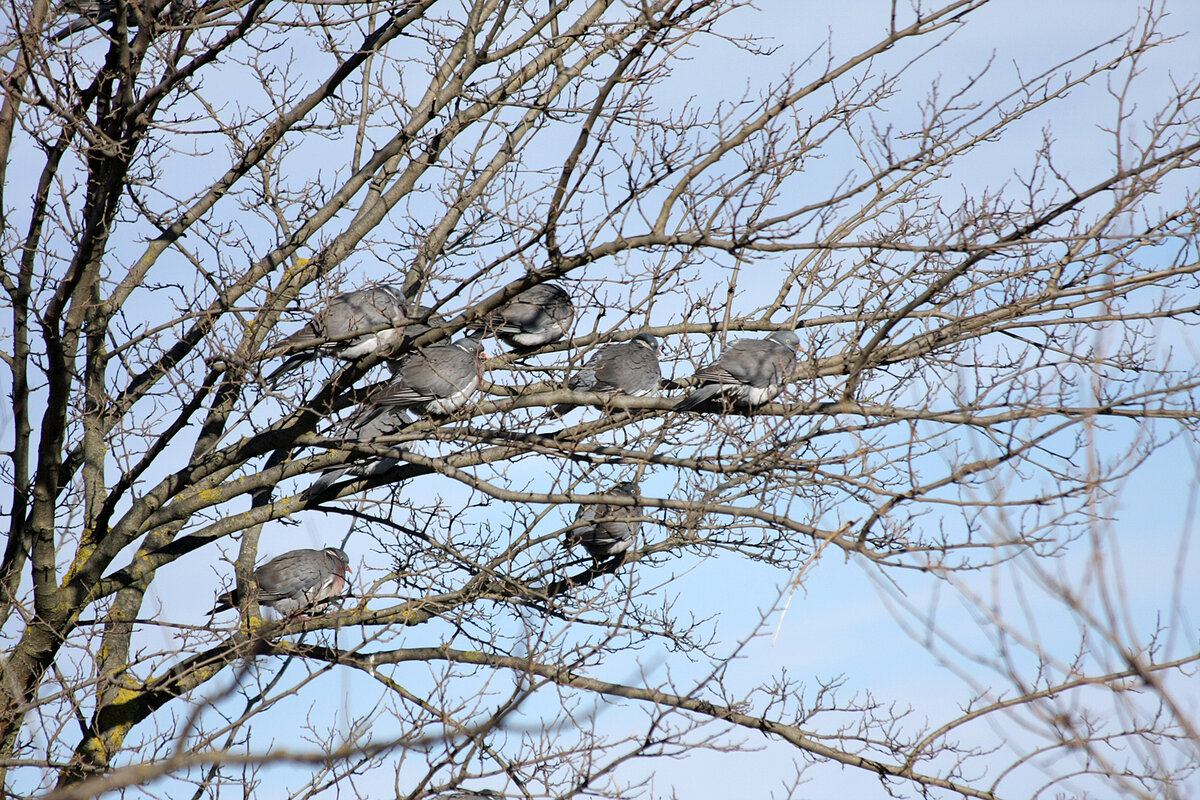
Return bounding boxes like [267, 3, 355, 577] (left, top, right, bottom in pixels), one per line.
[269, 286, 408, 354]
[567, 484, 641, 558]
[255, 550, 327, 608]
[375, 346, 467, 405]
[709, 339, 783, 388]
[486, 284, 572, 343]
[325, 287, 407, 336]
[597, 340, 661, 395]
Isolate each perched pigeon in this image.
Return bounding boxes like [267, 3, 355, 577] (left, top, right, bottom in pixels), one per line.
[475, 283, 573, 348]
[51, 0, 186, 41]
[265, 286, 441, 384]
[674, 330, 800, 412]
[566, 481, 641, 564]
[372, 335, 485, 416]
[303, 336, 485, 498]
[211, 547, 351, 616]
[51, 0, 138, 40]
[551, 333, 661, 416]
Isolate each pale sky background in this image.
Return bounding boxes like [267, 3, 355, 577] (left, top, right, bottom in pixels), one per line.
[4, 0, 1200, 798]
[174, 2, 1200, 797]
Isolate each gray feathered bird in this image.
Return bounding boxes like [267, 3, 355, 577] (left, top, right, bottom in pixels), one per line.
[551, 333, 661, 417]
[303, 336, 485, 498]
[675, 330, 800, 412]
[52, 0, 121, 40]
[372, 335, 485, 416]
[52, 0, 146, 40]
[476, 283, 573, 348]
[211, 547, 351, 616]
[265, 286, 441, 384]
[566, 481, 641, 564]
[51, 0, 187, 41]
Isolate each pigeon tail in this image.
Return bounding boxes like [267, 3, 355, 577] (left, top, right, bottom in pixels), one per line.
[302, 403, 408, 500]
[209, 592, 236, 615]
[674, 383, 721, 412]
[549, 381, 593, 418]
[548, 402, 576, 418]
[52, 15, 99, 40]
[264, 351, 317, 386]
[303, 455, 401, 500]
[302, 467, 351, 501]
[344, 402, 400, 439]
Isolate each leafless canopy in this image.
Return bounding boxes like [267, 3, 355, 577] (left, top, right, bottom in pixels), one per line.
[2, 0, 1199, 798]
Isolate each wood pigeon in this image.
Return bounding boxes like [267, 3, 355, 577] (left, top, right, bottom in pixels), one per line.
[211, 547, 351, 616]
[51, 0, 156, 40]
[566, 481, 641, 564]
[551, 333, 661, 416]
[52, 0, 121, 40]
[675, 330, 800, 412]
[371, 335, 485, 416]
[51, 0, 189, 41]
[265, 285, 441, 384]
[302, 336, 484, 498]
[475, 283, 573, 348]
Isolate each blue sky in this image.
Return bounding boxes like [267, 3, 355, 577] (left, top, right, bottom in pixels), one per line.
[179, 2, 1200, 795]
[4, 0, 1200, 797]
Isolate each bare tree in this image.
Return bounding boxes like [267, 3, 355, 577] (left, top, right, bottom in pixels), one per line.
[2, 0, 1199, 798]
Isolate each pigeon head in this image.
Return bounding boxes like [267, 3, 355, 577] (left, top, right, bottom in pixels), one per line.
[457, 334, 486, 355]
[324, 547, 351, 572]
[766, 330, 800, 351]
[631, 333, 658, 352]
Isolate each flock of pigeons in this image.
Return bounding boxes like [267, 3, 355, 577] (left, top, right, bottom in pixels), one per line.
[211, 282, 800, 619]
[49, 11, 796, 799]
